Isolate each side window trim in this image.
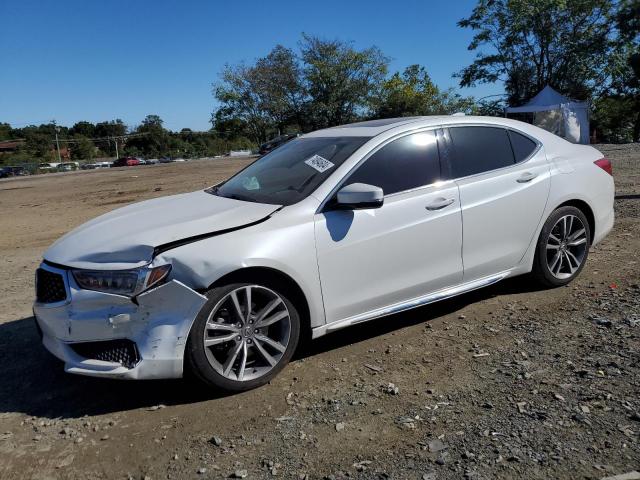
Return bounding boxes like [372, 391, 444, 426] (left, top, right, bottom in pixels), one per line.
[318, 127, 444, 212]
[445, 125, 542, 182]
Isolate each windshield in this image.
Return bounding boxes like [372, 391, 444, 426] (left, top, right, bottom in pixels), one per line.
[210, 136, 370, 205]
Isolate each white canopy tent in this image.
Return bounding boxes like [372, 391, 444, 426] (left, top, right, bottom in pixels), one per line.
[505, 86, 590, 144]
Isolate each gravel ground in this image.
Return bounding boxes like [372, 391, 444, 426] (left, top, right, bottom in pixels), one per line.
[0, 145, 638, 480]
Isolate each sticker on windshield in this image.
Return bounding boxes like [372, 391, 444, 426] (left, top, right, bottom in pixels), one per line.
[304, 154, 334, 173]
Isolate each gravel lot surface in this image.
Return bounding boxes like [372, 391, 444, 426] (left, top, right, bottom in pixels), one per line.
[0, 146, 638, 480]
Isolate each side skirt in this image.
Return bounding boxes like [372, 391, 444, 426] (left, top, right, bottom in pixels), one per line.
[311, 270, 512, 339]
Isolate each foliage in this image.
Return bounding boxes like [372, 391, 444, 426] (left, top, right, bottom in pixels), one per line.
[300, 34, 389, 129]
[212, 34, 390, 141]
[372, 65, 476, 117]
[70, 135, 96, 160]
[456, 0, 615, 106]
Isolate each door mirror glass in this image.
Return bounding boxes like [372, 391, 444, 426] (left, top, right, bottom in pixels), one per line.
[333, 183, 384, 210]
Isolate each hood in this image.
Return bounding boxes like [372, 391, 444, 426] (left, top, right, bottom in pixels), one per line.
[44, 190, 281, 269]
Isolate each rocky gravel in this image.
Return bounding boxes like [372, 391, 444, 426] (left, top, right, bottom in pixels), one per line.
[0, 145, 638, 479]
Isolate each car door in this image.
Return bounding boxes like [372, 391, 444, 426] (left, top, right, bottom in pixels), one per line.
[444, 125, 551, 281]
[314, 129, 464, 325]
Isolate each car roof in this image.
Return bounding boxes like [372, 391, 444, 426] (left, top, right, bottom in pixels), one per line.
[302, 114, 566, 145]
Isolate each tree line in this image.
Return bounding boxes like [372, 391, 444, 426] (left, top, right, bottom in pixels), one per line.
[0, 116, 253, 165]
[212, 0, 640, 143]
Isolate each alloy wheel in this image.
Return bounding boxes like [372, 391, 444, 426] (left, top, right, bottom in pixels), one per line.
[202, 285, 291, 382]
[545, 214, 588, 280]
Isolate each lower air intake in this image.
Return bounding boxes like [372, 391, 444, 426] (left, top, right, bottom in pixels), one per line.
[70, 339, 140, 369]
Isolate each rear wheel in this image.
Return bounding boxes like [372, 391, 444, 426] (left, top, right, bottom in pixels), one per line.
[532, 206, 591, 287]
[185, 282, 300, 392]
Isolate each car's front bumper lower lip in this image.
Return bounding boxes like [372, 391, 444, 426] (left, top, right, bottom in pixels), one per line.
[33, 263, 207, 380]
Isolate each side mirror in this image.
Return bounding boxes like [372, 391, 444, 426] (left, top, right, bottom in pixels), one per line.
[333, 183, 384, 210]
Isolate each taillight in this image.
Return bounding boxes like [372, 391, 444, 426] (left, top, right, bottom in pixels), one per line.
[594, 158, 612, 176]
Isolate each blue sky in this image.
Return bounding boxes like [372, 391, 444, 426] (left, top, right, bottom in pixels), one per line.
[1, 0, 502, 132]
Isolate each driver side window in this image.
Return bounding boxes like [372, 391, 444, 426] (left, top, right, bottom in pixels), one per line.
[344, 130, 441, 195]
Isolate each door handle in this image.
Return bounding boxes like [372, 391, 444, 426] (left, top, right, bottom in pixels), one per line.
[517, 172, 537, 183]
[425, 197, 455, 211]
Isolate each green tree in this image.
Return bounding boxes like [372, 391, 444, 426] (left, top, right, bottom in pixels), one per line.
[0, 123, 12, 141]
[71, 135, 96, 160]
[213, 45, 305, 142]
[457, 0, 615, 106]
[70, 121, 96, 138]
[300, 34, 389, 129]
[374, 65, 475, 117]
[212, 35, 390, 140]
[125, 115, 169, 157]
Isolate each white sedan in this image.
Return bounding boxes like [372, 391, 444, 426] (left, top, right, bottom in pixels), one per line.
[34, 116, 614, 391]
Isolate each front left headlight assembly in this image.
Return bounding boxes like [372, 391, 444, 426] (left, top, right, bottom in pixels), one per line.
[71, 264, 171, 297]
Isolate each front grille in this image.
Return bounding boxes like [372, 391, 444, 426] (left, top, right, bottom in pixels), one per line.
[36, 268, 67, 303]
[70, 340, 140, 369]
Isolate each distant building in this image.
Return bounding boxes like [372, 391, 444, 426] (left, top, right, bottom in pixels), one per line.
[0, 139, 24, 153]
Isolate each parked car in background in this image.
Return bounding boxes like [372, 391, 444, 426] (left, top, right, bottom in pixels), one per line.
[146, 158, 160, 165]
[259, 133, 299, 155]
[0, 165, 29, 177]
[112, 157, 141, 167]
[58, 162, 79, 171]
[159, 157, 173, 164]
[39, 162, 60, 172]
[33, 116, 614, 392]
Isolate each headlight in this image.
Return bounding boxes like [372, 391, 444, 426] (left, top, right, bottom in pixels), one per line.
[72, 264, 171, 296]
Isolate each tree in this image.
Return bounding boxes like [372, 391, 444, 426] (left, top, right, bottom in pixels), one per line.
[300, 34, 389, 129]
[125, 115, 169, 157]
[213, 45, 305, 142]
[0, 123, 12, 141]
[374, 65, 475, 117]
[212, 35, 390, 140]
[71, 135, 96, 160]
[613, 0, 640, 140]
[457, 0, 615, 106]
[70, 121, 96, 138]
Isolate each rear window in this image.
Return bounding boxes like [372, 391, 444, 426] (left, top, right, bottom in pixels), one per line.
[508, 130, 538, 162]
[449, 126, 515, 178]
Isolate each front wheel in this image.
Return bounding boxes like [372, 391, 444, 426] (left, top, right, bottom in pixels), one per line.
[185, 282, 300, 392]
[532, 206, 591, 287]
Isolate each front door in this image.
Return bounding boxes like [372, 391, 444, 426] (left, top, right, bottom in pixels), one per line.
[314, 130, 464, 325]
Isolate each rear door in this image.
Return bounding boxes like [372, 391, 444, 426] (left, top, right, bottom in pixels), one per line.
[444, 126, 551, 281]
[314, 129, 463, 324]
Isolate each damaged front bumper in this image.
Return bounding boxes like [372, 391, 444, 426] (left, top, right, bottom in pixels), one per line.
[33, 262, 207, 379]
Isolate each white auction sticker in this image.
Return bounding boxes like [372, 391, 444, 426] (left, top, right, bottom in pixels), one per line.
[304, 154, 334, 173]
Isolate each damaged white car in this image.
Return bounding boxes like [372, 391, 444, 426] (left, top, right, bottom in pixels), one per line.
[34, 116, 614, 391]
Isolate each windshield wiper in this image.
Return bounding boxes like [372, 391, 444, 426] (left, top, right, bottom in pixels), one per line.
[222, 192, 255, 202]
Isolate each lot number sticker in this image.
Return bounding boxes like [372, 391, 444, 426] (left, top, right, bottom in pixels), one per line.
[304, 154, 334, 173]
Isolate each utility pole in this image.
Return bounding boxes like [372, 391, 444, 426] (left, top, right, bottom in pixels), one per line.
[53, 120, 62, 163]
[114, 137, 119, 159]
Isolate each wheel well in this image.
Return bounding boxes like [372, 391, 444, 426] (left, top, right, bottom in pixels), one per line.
[557, 199, 595, 243]
[209, 267, 311, 340]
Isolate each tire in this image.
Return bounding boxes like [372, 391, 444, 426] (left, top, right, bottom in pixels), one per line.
[531, 206, 591, 288]
[185, 281, 300, 392]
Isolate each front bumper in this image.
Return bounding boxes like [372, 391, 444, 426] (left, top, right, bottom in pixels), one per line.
[33, 263, 207, 380]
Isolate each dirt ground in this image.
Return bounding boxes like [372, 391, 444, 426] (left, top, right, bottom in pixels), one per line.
[0, 147, 638, 480]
